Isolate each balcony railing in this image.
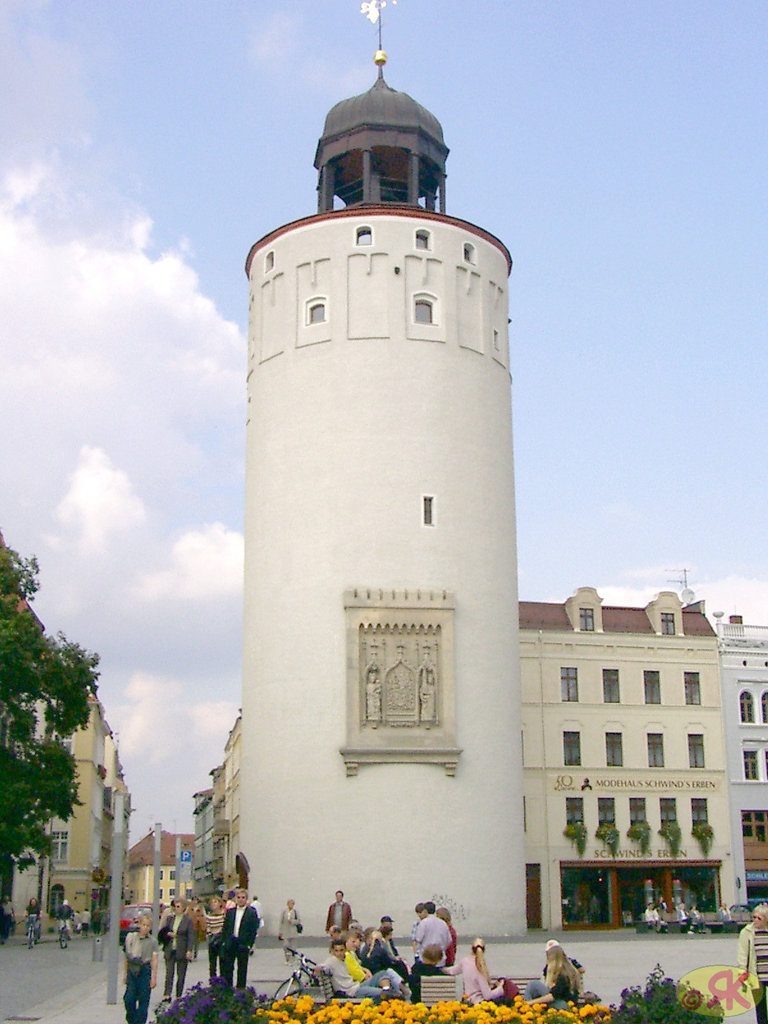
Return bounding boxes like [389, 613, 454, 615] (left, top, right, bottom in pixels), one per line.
[720, 622, 768, 645]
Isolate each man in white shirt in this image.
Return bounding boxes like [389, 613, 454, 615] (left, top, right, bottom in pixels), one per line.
[413, 901, 451, 965]
[221, 889, 260, 988]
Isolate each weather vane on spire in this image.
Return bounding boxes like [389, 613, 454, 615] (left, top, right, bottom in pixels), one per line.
[361, 0, 398, 57]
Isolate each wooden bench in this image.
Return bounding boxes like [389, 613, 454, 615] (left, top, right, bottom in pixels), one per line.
[419, 976, 461, 1005]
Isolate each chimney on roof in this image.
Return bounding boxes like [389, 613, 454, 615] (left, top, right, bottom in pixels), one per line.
[729, 615, 743, 625]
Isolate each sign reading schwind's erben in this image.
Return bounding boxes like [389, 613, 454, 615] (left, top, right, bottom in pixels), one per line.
[552, 773, 720, 792]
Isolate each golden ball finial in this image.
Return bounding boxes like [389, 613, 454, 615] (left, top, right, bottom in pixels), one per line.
[374, 49, 387, 67]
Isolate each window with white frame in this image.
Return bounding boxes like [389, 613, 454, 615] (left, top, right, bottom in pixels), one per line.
[684, 672, 701, 705]
[414, 298, 434, 324]
[307, 300, 326, 325]
[688, 733, 705, 768]
[356, 226, 372, 246]
[647, 732, 664, 767]
[561, 667, 579, 702]
[415, 229, 430, 250]
[563, 731, 581, 766]
[741, 690, 755, 723]
[744, 749, 759, 780]
[51, 831, 69, 862]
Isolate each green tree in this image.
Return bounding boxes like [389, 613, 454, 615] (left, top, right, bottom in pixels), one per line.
[0, 539, 99, 869]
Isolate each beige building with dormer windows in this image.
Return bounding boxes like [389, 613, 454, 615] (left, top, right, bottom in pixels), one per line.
[521, 587, 733, 930]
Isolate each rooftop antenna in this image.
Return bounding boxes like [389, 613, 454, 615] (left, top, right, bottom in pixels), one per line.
[361, 0, 398, 72]
[667, 568, 695, 605]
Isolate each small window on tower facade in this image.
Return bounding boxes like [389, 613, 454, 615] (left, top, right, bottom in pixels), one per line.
[414, 299, 433, 324]
[308, 301, 326, 325]
[422, 495, 435, 527]
[463, 242, 476, 264]
[415, 229, 430, 250]
[356, 227, 372, 246]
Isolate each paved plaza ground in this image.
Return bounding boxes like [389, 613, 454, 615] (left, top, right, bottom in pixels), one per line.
[1, 929, 748, 1023]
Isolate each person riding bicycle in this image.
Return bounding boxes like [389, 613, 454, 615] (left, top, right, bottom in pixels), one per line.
[26, 897, 42, 943]
[58, 899, 74, 939]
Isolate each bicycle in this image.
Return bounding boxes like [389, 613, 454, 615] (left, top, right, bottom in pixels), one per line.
[273, 948, 320, 999]
[58, 918, 71, 948]
[26, 914, 39, 948]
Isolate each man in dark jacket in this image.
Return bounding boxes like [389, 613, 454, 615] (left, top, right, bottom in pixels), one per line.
[221, 889, 260, 988]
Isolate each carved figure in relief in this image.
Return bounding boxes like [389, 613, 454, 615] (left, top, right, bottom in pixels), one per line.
[384, 643, 418, 725]
[364, 646, 382, 724]
[418, 645, 437, 725]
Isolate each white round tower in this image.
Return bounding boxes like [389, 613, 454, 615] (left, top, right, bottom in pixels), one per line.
[240, 62, 524, 936]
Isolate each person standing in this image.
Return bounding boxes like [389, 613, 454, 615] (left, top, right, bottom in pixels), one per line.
[278, 898, 302, 962]
[413, 901, 451, 965]
[205, 895, 226, 978]
[738, 903, 768, 1024]
[159, 898, 196, 1003]
[221, 889, 260, 988]
[123, 913, 158, 1024]
[325, 890, 352, 934]
[436, 908, 457, 966]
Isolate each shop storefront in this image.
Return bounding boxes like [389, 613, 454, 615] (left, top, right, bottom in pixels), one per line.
[561, 860, 722, 928]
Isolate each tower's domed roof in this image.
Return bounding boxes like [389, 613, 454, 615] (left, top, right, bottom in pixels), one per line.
[314, 66, 448, 213]
[320, 75, 445, 146]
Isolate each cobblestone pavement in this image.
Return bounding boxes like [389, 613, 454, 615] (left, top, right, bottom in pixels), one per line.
[1, 931, 745, 1023]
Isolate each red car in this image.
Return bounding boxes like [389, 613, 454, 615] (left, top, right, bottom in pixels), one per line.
[119, 903, 153, 943]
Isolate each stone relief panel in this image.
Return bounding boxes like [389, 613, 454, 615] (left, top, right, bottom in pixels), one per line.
[342, 588, 460, 776]
[359, 628, 440, 729]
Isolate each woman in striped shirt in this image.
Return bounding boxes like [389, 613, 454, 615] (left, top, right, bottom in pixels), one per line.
[205, 896, 226, 979]
[738, 903, 768, 1024]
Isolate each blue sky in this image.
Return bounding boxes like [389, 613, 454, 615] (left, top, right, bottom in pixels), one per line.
[1, 0, 766, 834]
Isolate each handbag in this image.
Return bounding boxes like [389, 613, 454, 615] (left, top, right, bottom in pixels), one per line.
[296, 922, 303, 934]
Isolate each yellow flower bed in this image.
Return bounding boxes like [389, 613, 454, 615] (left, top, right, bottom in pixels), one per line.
[256, 995, 612, 1024]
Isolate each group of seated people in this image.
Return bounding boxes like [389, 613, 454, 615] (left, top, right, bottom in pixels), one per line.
[314, 925, 584, 1009]
[643, 900, 711, 934]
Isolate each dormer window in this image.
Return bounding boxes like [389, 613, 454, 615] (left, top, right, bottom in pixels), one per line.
[414, 298, 434, 325]
[463, 242, 476, 264]
[265, 250, 275, 272]
[579, 608, 595, 631]
[307, 300, 326, 325]
[356, 227, 372, 246]
[661, 612, 676, 635]
[415, 229, 430, 250]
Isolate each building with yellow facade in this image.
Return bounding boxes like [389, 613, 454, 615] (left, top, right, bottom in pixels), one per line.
[126, 829, 194, 906]
[522, 587, 733, 930]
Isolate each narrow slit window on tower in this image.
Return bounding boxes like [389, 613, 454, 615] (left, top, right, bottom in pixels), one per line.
[307, 300, 326, 325]
[414, 298, 434, 324]
[422, 495, 435, 526]
[415, 229, 430, 250]
[463, 242, 476, 264]
[356, 226, 372, 246]
[265, 250, 275, 272]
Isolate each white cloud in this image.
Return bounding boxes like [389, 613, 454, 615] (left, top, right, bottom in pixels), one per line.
[189, 701, 241, 741]
[112, 674, 239, 818]
[136, 523, 243, 601]
[248, 11, 302, 65]
[598, 575, 768, 627]
[54, 446, 146, 554]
